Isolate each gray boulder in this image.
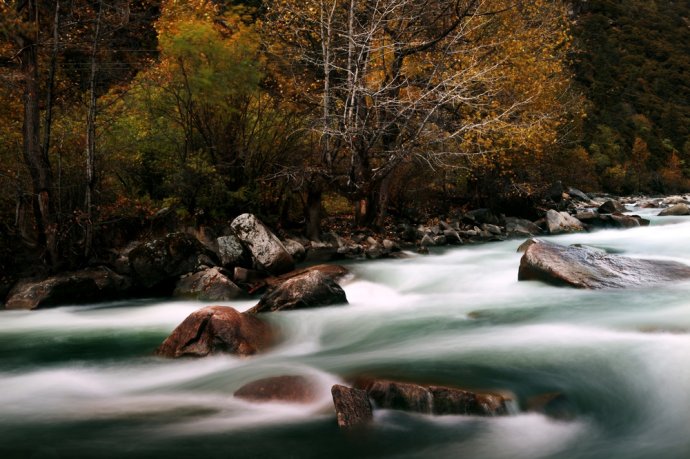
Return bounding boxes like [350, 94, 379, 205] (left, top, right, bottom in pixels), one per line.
[545, 210, 585, 235]
[505, 217, 541, 238]
[216, 234, 251, 268]
[173, 267, 244, 301]
[518, 239, 690, 289]
[230, 214, 294, 275]
[155, 306, 273, 358]
[282, 239, 306, 263]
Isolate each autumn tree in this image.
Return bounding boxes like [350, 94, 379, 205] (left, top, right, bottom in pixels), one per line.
[264, 0, 574, 228]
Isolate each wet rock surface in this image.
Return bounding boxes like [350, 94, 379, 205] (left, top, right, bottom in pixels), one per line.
[331, 385, 373, 429]
[247, 270, 347, 313]
[518, 239, 690, 289]
[156, 306, 273, 358]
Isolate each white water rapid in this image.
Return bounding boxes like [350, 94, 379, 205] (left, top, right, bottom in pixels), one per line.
[1, 207, 689, 458]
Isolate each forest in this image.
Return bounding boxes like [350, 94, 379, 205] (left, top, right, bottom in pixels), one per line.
[0, 0, 688, 274]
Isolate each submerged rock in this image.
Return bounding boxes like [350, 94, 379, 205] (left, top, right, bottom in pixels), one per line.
[155, 306, 273, 358]
[5, 267, 131, 310]
[247, 270, 347, 313]
[230, 213, 294, 275]
[525, 392, 575, 421]
[331, 385, 373, 429]
[518, 239, 690, 289]
[235, 375, 318, 404]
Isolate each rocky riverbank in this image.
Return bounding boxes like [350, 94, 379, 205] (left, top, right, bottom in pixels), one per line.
[3, 188, 690, 310]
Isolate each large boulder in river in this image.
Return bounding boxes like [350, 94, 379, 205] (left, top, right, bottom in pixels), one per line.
[247, 270, 347, 313]
[5, 267, 131, 310]
[518, 239, 690, 289]
[361, 380, 509, 416]
[545, 210, 585, 235]
[230, 214, 294, 275]
[235, 375, 319, 404]
[156, 306, 273, 358]
[173, 267, 244, 301]
[658, 203, 690, 216]
[128, 233, 217, 290]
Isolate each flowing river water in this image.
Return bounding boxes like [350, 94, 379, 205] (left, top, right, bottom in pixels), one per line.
[1, 208, 689, 459]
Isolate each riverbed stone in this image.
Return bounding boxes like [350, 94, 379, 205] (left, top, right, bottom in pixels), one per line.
[216, 234, 251, 268]
[247, 270, 347, 313]
[230, 214, 294, 275]
[156, 306, 273, 358]
[173, 267, 244, 301]
[518, 239, 690, 289]
[545, 210, 585, 235]
[362, 380, 510, 416]
[4, 267, 132, 310]
[128, 232, 217, 290]
[332, 385, 373, 429]
[598, 199, 626, 214]
[658, 203, 690, 216]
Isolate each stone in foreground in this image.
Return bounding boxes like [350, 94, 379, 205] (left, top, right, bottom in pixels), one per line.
[230, 213, 294, 275]
[235, 375, 318, 404]
[363, 380, 509, 416]
[156, 306, 273, 358]
[518, 239, 690, 289]
[331, 385, 373, 429]
[247, 271, 347, 313]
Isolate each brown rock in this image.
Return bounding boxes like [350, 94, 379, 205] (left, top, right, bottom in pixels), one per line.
[234, 375, 318, 404]
[658, 203, 690, 216]
[247, 270, 347, 314]
[598, 199, 626, 214]
[331, 384, 373, 429]
[155, 306, 273, 358]
[264, 264, 349, 290]
[518, 239, 690, 289]
[362, 380, 509, 416]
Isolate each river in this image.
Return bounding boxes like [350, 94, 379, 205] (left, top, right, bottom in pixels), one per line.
[1, 207, 689, 458]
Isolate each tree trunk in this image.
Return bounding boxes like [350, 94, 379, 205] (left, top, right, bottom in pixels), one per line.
[84, 0, 103, 259]
[375, 173, 393, 227]
[19, 1, 58, 267]
[305, 188, 322, 241]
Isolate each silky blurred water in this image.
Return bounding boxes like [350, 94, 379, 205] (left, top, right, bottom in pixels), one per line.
[1, 207, 689, 458]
